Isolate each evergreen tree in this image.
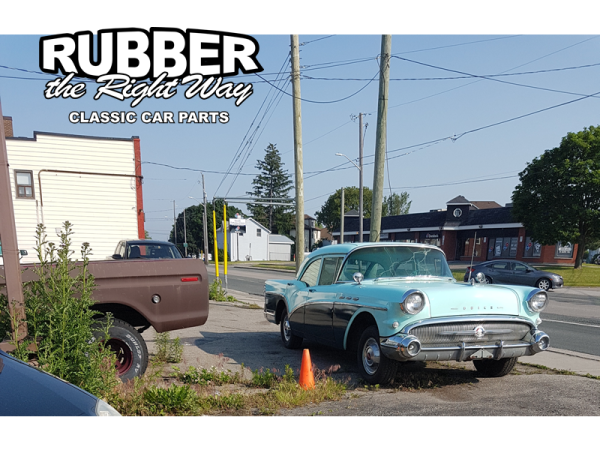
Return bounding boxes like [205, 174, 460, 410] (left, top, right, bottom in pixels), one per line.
[246, 143, 294, 235]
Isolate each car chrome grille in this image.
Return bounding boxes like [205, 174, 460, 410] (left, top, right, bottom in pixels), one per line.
[410, 321, 531, 344]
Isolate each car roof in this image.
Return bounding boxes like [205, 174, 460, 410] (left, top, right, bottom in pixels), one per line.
[124, 240, 175, 246]
[309, 241, 444, 257]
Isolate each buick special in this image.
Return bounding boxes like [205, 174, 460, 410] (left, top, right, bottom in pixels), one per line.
[264, 243, 550, 384]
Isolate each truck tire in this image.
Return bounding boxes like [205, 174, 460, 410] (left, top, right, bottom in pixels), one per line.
[94, 318, 148, 381]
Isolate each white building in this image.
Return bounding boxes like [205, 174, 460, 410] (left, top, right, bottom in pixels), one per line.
[2, 117, 144, 263]
[216, 217, 292, 261]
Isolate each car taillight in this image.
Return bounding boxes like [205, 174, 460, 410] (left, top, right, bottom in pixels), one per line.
[466, 267, 475, 273]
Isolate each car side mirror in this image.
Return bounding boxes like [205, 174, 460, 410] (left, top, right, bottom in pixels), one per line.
[111, 254, 123, 260]
[353, 272, 364, 284]
[526, 269, 533, 273]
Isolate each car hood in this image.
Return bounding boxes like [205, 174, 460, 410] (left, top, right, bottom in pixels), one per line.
[366, 279, 521, 316]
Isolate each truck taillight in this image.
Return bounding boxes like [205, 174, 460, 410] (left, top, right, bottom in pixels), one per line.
[181, 277, 199, 282]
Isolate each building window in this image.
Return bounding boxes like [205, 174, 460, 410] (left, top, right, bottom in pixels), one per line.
[15, 170, 34, 198]
[256, 228, 261, 237]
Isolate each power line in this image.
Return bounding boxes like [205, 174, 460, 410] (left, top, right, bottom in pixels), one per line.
[392, 56, 600, 99]
[142, 161, 258, 176]
[254, 69, 379, 104]
[299, 61, 600, 82]
[386, 35, 600, 111]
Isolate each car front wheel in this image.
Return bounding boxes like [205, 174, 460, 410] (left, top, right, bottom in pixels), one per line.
[536, 278, 551, 291]
[357, 326, 398, 385]
[280, 309, 303, 349]
[473, 357, 517, 377]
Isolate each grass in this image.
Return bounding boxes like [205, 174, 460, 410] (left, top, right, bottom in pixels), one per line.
[106, 363, 347, 416]
[451, 264, 600, 287]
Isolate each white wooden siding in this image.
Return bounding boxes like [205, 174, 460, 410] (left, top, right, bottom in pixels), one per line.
[6, 133, 139, 263]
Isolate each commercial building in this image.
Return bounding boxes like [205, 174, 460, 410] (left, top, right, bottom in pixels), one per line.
[333, 195, 576, 264]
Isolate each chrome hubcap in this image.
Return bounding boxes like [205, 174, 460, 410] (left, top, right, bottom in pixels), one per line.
[362, 337, 381, 375]
[283, 315, 292, 341]
[539, 280, 550, 290]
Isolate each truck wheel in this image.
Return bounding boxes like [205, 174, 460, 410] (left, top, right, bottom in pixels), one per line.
[357, 326, 398, 385]
[473, 357, 517, 377]
[94, 318, 148, 381]
[280, 309, 303, 349]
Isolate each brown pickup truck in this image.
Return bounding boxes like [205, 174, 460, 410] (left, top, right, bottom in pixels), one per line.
[0, 258, 209, 381]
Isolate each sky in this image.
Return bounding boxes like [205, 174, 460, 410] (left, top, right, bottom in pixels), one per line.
[1, 0, 597, 444]
[1, 7, 599, 243]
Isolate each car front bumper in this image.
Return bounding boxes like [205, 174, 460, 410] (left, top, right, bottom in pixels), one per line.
[380, 316, 549, 362]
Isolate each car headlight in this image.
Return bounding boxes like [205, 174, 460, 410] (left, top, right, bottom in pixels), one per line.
[400, 291, 425, 315]
[527, 291, 548, 312]
[95, 399, 121, 416]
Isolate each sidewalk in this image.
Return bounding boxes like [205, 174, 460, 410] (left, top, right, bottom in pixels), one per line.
[226, 289, 600, 378]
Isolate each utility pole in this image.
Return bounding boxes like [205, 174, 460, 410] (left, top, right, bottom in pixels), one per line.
[340, 187, 344, 244]
[370, 35, 392, 242]
[173, 200, 177, 246]
[202, 174, 209, 265]
[291, 34, 305, 269]
[0, 100, 27, 348]
[358, 113, 365, 242]
[183, 207, 187, 257]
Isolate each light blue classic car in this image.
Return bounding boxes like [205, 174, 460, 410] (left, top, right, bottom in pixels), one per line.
[264, 243, 550, 384]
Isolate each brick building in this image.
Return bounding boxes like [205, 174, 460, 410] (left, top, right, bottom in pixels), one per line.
[333, 195, 576, 264]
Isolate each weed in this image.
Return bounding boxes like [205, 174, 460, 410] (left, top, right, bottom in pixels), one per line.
[154, 332, 183, 363]
[173, 365, 243, 386]
[144, 384, 199, 415]
[209, 278, 237, 302]
[251, 367, 280, 388]
[4, 223, 119, 398]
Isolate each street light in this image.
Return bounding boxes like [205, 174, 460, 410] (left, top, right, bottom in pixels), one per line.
[336, 152, 363, 242]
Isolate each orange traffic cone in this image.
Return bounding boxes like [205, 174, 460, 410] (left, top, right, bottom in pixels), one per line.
[299, 349, 315, 390]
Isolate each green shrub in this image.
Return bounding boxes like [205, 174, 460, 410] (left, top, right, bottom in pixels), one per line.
[7, 222, 118, 397]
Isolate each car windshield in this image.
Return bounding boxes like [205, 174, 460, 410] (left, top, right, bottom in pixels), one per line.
[127, 243, 182, 259]
[337, 245, 453, 281]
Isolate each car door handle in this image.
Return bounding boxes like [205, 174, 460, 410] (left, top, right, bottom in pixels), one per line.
[308, 289, 316, 293]
[287, 283, 294, 286]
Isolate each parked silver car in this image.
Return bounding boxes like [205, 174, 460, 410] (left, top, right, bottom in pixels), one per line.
[463, 260, 563, 291]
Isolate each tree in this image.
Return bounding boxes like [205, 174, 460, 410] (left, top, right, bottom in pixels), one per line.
[382, 192, 411, 217]
[512, 126, 600, 269]
[169, 200, 242, 256]
[246, 143, 294, 235]
[315, 186, 373, 232]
